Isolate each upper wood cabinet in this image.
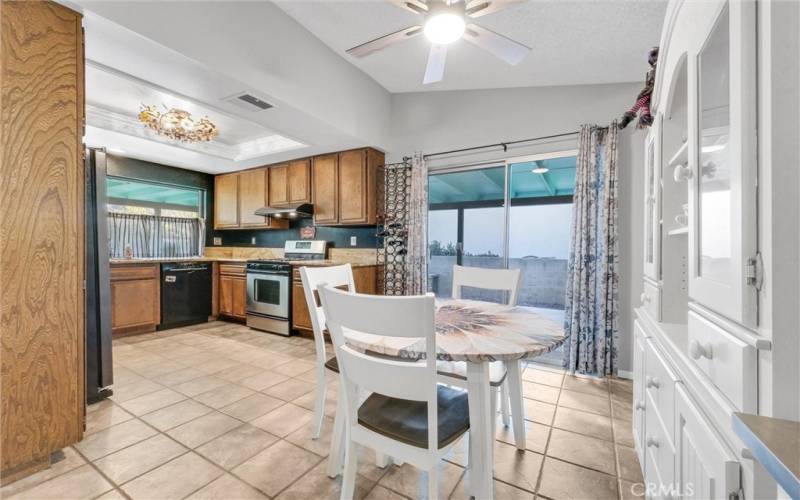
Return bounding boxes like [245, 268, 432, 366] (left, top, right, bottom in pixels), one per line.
[312, 148, 384, 226]
[268, 164, 288, 206]
[214, 170, 287, 230]
[269, 159, 310, 207]
[312, 154, 338, 225]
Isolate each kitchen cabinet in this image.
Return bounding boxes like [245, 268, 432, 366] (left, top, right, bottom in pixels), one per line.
[219, 264, 247, 320]
[110, 264, 160, 336]
[214, 170, 288, 230]
[214, 173, 239, 229]
[269, 160, 311, 207]
[1, 0, 86, 478]
[292, 282, 313, 331]
[313, 148, 384, 226]
[268, 164, 288, 206]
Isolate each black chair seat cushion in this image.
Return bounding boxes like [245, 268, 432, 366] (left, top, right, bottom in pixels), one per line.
[357, 385, 469, 449]
[324, 356, 339, 373]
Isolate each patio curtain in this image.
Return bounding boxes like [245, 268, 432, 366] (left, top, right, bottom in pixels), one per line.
[563, 123, 620, 376]
[108, 213, 204, 259]
[405, 152, 428, 295]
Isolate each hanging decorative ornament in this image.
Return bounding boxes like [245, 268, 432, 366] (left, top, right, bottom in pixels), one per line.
[138, 104, 219, 142]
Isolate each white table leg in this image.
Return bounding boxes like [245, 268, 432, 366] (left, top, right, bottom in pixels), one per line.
[506, 359, 526, 450]
[466, 361, 494, 500]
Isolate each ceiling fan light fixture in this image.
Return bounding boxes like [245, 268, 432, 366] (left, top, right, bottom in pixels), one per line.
[532, 166, 549, 174]
[424, 12, 465, 44]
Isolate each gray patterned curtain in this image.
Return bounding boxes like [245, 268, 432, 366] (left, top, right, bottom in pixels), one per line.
[108, 213, 204, 259]
[563, 123, 619, 376]
[405, 152, 428, 295]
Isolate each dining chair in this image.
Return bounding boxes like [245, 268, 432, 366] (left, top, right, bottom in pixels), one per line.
[439, 264, 523, 436]
[299, 264, 355, 440]
[318, 285, 471, 500]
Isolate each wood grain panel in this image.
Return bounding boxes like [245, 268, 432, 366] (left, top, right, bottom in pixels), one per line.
[268, 165, 288, 207]
[287, 159, 310, 204]
[338, 149, 368, 224]
[292, 284, 313, 331]
[0, 0, 85, 474]
[214, 174, 239, 228]
[311, 154, 338, 225]
[238, 169, 267, 227]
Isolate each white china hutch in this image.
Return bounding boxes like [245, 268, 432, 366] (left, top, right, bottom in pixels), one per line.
[633, 0, 799, 499]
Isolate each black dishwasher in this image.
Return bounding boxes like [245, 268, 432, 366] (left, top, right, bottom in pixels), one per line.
[159, 262, 212, 330]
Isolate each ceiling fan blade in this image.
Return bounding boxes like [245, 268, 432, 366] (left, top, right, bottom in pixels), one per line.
[346, 26, 423, 58]
[464, 23, 530, 65]
[465, 0, 525, 18]
[423, 44, 447, 84]
[389, 0, 428, 14]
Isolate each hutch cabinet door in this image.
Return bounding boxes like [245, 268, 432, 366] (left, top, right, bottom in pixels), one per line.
[643, 115, 662, 281]
[687, 0, 757, 326]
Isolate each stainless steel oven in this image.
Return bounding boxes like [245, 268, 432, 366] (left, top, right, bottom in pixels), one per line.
[246, 262, 291, 335]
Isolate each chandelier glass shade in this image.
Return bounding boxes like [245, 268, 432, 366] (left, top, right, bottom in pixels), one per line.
[138, 104, 219, 143]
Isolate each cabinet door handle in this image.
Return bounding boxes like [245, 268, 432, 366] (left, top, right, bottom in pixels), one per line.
[646, 376, 660, 389]
[646, 436, 659, 448]
[689, 340, 713, 360]
[635, 400, 646, 411]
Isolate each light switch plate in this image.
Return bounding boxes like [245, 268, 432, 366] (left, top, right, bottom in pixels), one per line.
[213, 237, 222, 246]
[350, 236, 357, 246]
[251, 237, 257, 245]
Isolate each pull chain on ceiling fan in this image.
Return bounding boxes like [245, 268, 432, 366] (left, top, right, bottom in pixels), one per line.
[346, 0, 531, 84]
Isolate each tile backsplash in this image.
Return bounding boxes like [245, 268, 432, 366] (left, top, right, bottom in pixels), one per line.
[203, 246, 377, 265]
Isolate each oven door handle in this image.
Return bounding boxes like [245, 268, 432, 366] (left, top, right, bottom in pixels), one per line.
[246, 270, 289, 276]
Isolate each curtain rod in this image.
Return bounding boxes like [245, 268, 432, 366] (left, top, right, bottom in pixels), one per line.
[423, 125, 610, 160]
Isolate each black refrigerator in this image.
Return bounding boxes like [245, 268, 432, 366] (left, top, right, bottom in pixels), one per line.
[85, 147, 114, 403]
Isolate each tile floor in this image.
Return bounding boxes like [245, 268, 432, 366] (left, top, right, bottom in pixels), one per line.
[2, 321, 644, 500]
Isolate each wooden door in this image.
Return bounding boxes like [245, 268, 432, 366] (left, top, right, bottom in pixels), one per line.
[238, 169, 267, 227]
[288, 159, 311, 204]
[268, 165, 289, 207]
[1, 0, 85, 475]
[312, 154, 338, 225]
[232, 277, 247, 318]
[338, 150, 369, 224]
[214, 174, 239, 228]
[219, 275, 234, 316]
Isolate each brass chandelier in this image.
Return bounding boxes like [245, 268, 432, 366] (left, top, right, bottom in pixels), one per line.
[138, 104, 219, 143]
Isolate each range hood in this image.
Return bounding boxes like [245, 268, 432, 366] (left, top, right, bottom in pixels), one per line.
[254, 203, 314, 219]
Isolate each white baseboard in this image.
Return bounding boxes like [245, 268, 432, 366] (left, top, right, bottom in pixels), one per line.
[617, 370, 634, 380]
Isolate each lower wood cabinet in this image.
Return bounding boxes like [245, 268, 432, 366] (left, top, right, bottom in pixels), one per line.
[110, 264, 160, 336]
[218, 264, 247, 320]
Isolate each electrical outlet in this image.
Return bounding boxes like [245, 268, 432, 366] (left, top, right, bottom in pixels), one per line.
[350, 236, 357, 246]
[251, 237, 257, 245]
[213, 237, 222, 246]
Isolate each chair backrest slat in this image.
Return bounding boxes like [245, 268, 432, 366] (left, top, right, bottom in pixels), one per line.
[299, 264, 355, 364]
[451, 264, 522, 305]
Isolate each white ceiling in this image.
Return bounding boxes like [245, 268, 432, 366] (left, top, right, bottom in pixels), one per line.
[275, 0, 667, 93]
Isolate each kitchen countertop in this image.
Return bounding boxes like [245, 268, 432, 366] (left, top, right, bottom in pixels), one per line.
[109, 257, 378, 268]
[733, 413, 800, 498]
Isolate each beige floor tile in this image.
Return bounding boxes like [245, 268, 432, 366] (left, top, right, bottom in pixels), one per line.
[558, 389, 611, 416]
[186, 474, 268, 500]
[619, 479, 646, 500]
[140, 399, 213, 431]
[271, 359, 316, 378]
[0, 448, 86, 498]
[285, 415, 334, 457]
[94, 489, 127, 500]
[522, 382, 561, 404]
[151, 367, 206, 386]
[6, 464, 113, 500]
[74, 419, 158, 461]
[613, 417, 635, 447]
[365, 485, 409, 500]
[553, 406, 614, 442]
[537, 457, 618, 500]
[233, 440, 322, 497]
[250, 403, 314, 438]
[521, 368, 564, 388]
[85, 400, 134, 435]
[491, 442, 542, 492]
[612, 397, 633, 421]
[610, 378, 634, 397]
[110, 378, 165, 403]
[562, 375, 610, 397]
[616, 445, 643, 483]
[547, 428, 616, 475]
[523, 398, 556, 425]
[167, 412, 243, 448]
[262, 378, 315, 401]
[293, 386, 338, 418]
[193, 383, 255, 409]
[238, 370, 290, 391]
[196, 424, 279, 469]
[214, 364, 264, 383]
[194, 357, 240, 375]
[378, 460, 463, 500]
[220, 393, 285, 421]
[495, 419, 550, 454]
[173, 375, 229, 397]
[118, 388, 187, 416]
[450, 477, 534, 500]
[275, 460, 374, 500]
[93, 434, 187, 485]
[122, 452, 223, 500]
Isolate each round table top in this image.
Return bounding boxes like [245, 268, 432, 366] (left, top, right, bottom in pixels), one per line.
[345, 298, 566, 363]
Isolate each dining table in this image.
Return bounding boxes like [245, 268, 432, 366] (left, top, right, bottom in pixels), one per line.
[344, 298, 566, 500]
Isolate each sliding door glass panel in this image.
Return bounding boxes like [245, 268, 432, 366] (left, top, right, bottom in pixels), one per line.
[428, 209, 458, 297]
[462, 206, 505, 302]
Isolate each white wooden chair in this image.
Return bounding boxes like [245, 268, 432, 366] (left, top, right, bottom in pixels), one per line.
[299, 264, 355, 439]
[319, 286, 471, 500]
[438, 265, 525, 445]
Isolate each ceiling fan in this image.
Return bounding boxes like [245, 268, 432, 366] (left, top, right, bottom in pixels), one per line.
[346, 0, 530, 84]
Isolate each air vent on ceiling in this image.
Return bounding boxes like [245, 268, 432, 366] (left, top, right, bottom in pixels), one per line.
[223, 92, 274, 112]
